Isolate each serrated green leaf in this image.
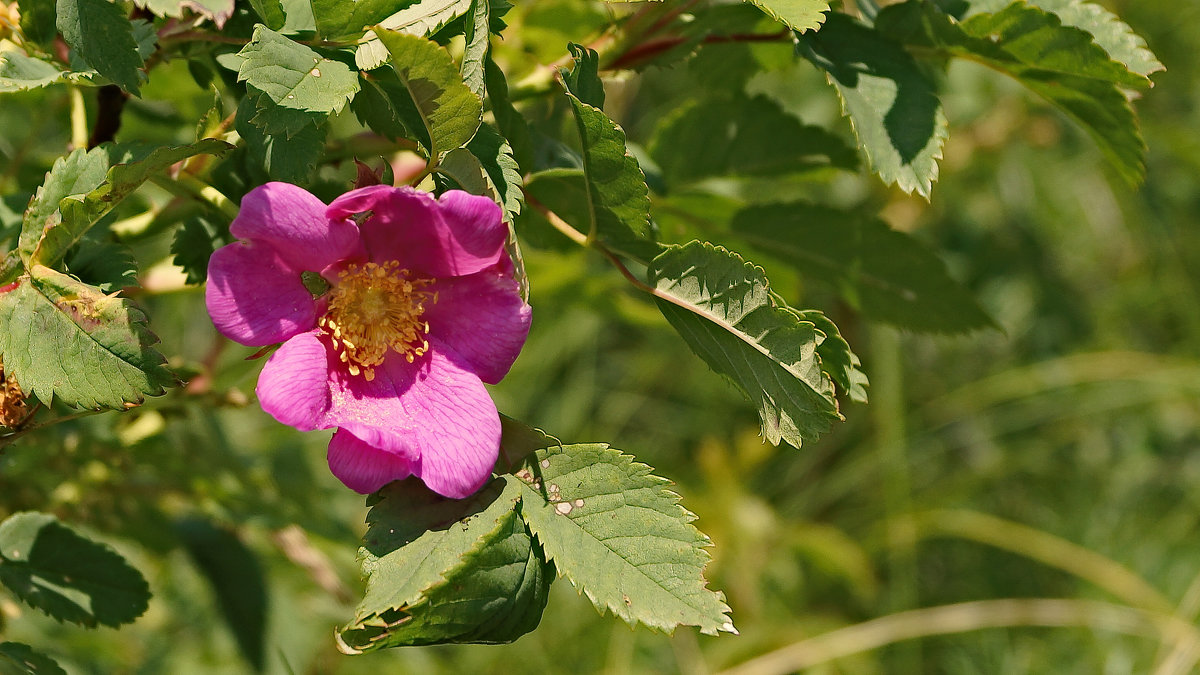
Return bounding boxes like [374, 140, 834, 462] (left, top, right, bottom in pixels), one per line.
[350, 478, 522, 627]
[18, 0, 58, 47]
[1017, 0, 1162, 79]
[351, 69, 427, 145]
[236, 25, 359, 137]
[134, 0, 235, 25]
[514, 443, 734, 636]
[56, 0, 144, 95]
[24, 139, 233, 269]
[790, 308, 869, 404]
[563, 43, 604, 110]
[236, 93, 326, 184]
[561, 71, 658, 260]
[19, 147, 112, 259]
[875, 0, 1147, 184]
[461, 0, 490, 99]
[440, 124, 522, 222]
[340, 491, 551, 650]
[650, 94, 858, 187]
[356, 0, 474, 70]
[176, 518, 267, 670]
[800, 12, 947, 197]
[745, 0, 829, 32]
[309, 0, 407, 40]
[0, 642, 66, 675]
[170, 215, 225, 285]
[0, 51, 64, 94]
[0, 267, 174, 409]
[0, 512, 150, 628]
[373, 29, 482, 157]
[732, 202, 993, 332]
[484, 55, 533, 171]
[649, 241, 842, 446]
[247, 0, 285, 29]
[67, 241, 138, 293]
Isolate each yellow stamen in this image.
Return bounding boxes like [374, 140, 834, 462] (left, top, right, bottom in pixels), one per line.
[317, 261, 434, 381]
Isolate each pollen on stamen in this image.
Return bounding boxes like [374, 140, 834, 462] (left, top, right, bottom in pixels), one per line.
[317, 260, 436, 380]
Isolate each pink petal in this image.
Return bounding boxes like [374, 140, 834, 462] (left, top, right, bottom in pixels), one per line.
[327, 429, 414, 493]
[326, 186, 506, 278]
[232, 182, 362, 272]
[323, 350, 500, 499]
[425, 265, 531, 384]
[255, 330, 331, 431]
[205, 241, 318, 345]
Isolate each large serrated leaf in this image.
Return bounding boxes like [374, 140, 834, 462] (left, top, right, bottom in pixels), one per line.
[235, 94, 326, 185]
[0, 642, 66, 675]
[745, 0, 829, 32]
[340, 491, 551, 650]
[356, 0, 474, 70]
[649, 241, 842, 447]
[236, 25, 359, 138]
[514, 443, 734, 636]
[24, 140, 233, 269]
[0, 52, 64, 93]
[0, 267, 174, 409]
[876, 0, 1148, 184]
[800, 12, 948, 198]
[373, 29, 482, 158]
[56, 0, 144, 95]
[19, 147, 110, 260]
[732, 202, 993, 333]
[0, 512, 150, 628]
[349, 477, 522, 628]
[440, 124, 523, 223]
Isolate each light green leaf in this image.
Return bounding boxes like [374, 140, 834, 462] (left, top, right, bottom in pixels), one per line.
[236, 25, 359, 137]
[134, 0, 236, 26]
[356, 0, 473, 70]
[19, 146, 112, 261]
[799, 12, 947, 198]
[745, 0, 829, 32]
[310, 0, 410, 41]
[0, 52, 63, 92]
[0, 512, 150, 627]
[24, 139, 234, 269]
[648, 241, 842, 446]
[373, 29, 482, 157]
[340, 485, 551, 650]
[0, 266, 174, 409]
[461, 0, 490, 99]
[515, 443, 734, 636]
[56, 0, 144, 95]
[0, 642, 66, 675]
[732, 202, 993, 333]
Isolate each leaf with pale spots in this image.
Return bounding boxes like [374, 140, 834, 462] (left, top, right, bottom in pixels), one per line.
[514, 443, 734, 636]
[0, 512, 150, 628]
[0, 266, 174, 409]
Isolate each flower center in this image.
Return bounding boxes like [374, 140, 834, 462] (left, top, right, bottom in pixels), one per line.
[317, 261, 434, 381]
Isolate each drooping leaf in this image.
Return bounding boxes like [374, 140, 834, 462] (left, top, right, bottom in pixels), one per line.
[171, 215, 226, 285]
[339, 484, 552, 650]
[745, 0, 829, 32]
[0, 512, 150, 627]
[235, 25, 359, 138]
[563, 42, 604, 110]
[876, 0, 1149, 184]
[373, 29, 482, 157]
[732, 202, 993, 332]
[648, 241, 842, 446]
[461, 0, 490, 99]
[356, 0, 474, 70]
[0, 266, 174, 409]
[0, 52, 64, 93]
[799, 12, 948, 198]
[56, 0, 145, 95]
[514, 443, 735, 636]
[22, 139, 233, 269]
[176, 518, 268, 671]
[0, 642, 66, 675]
[650, 94, 858, 187]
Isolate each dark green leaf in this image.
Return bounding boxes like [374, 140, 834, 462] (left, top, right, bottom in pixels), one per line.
[648, 241, 842, 446]
[517, 169, 591, 251]
[483, 55, 533, 171]
[56, 0, 145, 95]
[563, 43, 604, 110]
[356, 0, 474, 70]
[67, 241, 138, 293]
[373, 29, 482, 157]
[310, 0, 409, 41]
[236, 25, 359, 138]
[0, 512, 150, 627]
[236, 94, 326, 184]
[247, 0, 286, 30]
[732, 202, 993, 332]
[440, 124, 522, 222]
[514, 443, 735, 636]
[351, 70, 428, 146]
[18, 0, 58, 47]
[461, 0, 490, 99]
[745, 0, 829, 32]
[176, 518, 268, 671]
[790, 308, 869, 404]
[0, 642, 66, 675]
[0, 267, 174, 409]
[799, 12, 948, 197]
[171, 215, 225, 285]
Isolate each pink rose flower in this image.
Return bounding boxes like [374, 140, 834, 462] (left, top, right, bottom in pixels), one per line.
[204, 182, 531, 498]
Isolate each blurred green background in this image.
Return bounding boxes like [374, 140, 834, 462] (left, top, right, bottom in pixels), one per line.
[4, 1, 1200, 673]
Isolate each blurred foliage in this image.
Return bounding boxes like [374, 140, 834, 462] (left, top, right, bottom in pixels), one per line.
[1, 0, 1198, 673]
